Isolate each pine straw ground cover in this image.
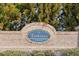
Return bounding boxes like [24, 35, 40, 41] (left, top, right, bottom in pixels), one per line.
[0, 48, 79, 56]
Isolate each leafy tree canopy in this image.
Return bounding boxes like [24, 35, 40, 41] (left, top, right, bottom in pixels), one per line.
[0, 3, 79, 31]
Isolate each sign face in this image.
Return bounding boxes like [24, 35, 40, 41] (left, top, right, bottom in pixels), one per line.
[28, 29, 50, 42]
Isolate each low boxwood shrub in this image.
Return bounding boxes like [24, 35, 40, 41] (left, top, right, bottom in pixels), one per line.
[62, 48, 79, 56]
[30, 50, 45, 56]
[0, 50, 31, 56]
[44, 50, 54, 56]
[30, 50, 54, 56]
[0, 48, 79, 56]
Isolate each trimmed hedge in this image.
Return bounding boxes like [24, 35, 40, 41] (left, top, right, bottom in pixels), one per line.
[0, 50, 31, 56]
[0, 48, 79, 56]
[61, 48, 79, 56]
[0, 50, 53, 56]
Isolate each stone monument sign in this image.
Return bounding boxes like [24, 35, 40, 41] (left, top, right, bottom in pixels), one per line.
[0, 22, 78, 51]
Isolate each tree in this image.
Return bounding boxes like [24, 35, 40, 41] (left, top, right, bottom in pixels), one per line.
[0, 3, 79, 31]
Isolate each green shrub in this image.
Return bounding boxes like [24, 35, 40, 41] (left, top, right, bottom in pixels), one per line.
[62, 48, 79, 56]
[44, 50, 54, 56]
[0, 49, 79, 56]
[31, 50, 45, 56]
[30, 50, 54, 56]
[0, 50, 31, 56]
